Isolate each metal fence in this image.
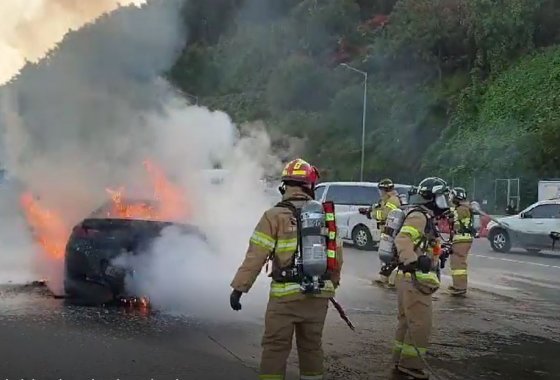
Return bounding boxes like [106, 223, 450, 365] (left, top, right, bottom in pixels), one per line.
[405, 175, 534, 214]
[450, 175, 539, 214]
[336, 168, 542, 214]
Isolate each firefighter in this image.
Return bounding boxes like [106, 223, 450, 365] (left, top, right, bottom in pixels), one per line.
[448, 187, 474, 296]
[393, 177, 449, 379]
[372, 178, 401, 287]
[229, 158, 343, 380]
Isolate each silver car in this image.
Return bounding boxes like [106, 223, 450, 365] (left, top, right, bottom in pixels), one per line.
[487, 199, 560, 253]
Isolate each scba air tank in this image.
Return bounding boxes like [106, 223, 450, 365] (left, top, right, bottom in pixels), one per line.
[377, 208, 405, 264]
[300, 200, 328, 279]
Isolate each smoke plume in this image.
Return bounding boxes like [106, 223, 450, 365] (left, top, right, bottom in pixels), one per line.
[0, 0, 280, 316]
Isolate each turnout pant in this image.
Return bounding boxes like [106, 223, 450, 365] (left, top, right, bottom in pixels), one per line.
[260, 297, 329, 380]
[393, 274, 432, 370]
[451, 242, 471, 291]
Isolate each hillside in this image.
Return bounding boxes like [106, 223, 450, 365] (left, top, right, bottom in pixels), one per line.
[148, 1, 560, 208]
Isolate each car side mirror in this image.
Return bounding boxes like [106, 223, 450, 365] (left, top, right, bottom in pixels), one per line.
[520, 212, 531, 219]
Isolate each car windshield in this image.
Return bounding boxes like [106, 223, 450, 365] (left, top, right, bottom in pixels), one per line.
[314, 185, 326, 200]
[524, 204, 560, 218]
[394, 186, 411, 195]
[325, 185, 379, 205]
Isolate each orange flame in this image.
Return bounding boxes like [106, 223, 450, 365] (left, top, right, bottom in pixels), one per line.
[105, 186, 159, 220]
[144, 159, 188, 221]
[20, 192, 69, 260]
[19, 160, 189, 262]
[104, 160, 188, 222]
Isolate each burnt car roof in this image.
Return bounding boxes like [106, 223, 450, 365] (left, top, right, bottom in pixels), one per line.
[80, 217, 202, 234]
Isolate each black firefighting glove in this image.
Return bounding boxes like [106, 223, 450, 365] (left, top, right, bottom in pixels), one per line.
[358, 207, 370, 216]
[401, 256, 432, 274]
[230, 289, 242, 311]
[379, 263, 397, 277]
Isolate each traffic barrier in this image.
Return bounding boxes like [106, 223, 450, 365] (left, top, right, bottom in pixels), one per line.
[438, 215, 494, 238]
[478, 215, 491, 238]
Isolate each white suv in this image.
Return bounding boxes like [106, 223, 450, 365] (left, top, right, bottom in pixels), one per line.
[314, 182, 411, 250]
[487, 199, 560, 253]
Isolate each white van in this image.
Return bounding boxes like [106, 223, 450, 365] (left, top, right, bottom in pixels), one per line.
[314, 182, 411, 250]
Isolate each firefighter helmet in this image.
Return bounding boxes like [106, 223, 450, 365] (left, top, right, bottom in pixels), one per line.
[417, 177, 450, 210]
[451, 187, 467, 202]
[378, 178, 394, 191]
[281, 158, 319, 187]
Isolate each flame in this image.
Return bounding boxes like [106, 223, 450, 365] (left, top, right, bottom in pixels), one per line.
[104, 160, 189, 221]
[19, 160, 188, 263]
[105, 186, 159, 220]
[143, 159, 188, 220]
[19, 192, 69, 260]
[119, 296, 150, 308]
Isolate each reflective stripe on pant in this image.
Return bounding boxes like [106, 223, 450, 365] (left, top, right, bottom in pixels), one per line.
[393, 275, 432, 370]
[451, 242, 471, 291]
[260, 297, 328, 380]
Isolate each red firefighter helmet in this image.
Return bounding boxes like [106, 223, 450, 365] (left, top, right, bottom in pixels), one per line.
[281, 158, 319, 187]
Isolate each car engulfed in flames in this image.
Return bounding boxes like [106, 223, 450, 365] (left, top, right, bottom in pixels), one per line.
[19, 160, 204, 306]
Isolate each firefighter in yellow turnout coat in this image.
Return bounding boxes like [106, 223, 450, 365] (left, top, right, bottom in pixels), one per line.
[449, 187, 474, 296]
[371, 179, 401, 286]
[392, 177, 449, 379]
[230, 159, 343, 380]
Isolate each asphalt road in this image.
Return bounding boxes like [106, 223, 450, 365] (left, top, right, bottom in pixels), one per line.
[347, 238, 560, 311]
[0, 239, 559, 379]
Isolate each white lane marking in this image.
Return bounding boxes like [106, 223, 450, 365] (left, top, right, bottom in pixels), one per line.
[440, 274, 517, 291]
[471, 254, 560, 270]
[501, 274, 560, 290]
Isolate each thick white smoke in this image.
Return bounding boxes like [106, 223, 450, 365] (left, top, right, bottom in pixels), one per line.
[0, 0, 146, 86]
[0, 0, 284, 316]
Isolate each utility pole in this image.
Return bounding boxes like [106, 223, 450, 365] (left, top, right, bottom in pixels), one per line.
[340, 63, 368, 181]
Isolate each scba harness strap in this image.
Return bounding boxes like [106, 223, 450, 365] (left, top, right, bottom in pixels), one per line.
[269, 198, 333, 285]
[397, 207, 439, 270]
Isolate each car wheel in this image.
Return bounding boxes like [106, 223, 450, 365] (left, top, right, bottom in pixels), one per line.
[489, 228, 511, 253]
[352, 225, 374, 251]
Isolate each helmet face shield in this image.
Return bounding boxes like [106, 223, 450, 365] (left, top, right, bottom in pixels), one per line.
[435, 194, 450, 210]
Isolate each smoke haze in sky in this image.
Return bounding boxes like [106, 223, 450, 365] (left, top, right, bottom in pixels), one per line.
[0, 0, 280, 317]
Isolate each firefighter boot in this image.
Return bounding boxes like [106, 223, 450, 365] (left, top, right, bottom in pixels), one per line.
[373, 274, 389, 286]
[448, 286, 467, 297]
[397, 366, 429, 379]
[386, 269, 398, 289]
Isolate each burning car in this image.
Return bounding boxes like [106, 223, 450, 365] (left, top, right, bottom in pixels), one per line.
[19, 160, 200, 306]
[63, 198, 205, 306]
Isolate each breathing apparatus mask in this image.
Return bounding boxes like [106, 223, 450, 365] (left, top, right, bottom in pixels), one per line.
[435, 193, 449, 210]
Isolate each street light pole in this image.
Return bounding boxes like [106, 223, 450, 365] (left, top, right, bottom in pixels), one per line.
[340, 63, 368, 181]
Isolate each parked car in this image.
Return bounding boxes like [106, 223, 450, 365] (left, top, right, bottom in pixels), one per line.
[487, 199, 560, 253]
[314, 182, 412, 250]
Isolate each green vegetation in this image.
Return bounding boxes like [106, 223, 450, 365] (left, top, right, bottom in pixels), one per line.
[169, 0, 560, 207]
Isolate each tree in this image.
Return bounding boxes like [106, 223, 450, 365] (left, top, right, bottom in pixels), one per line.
[266, 55, 335, 114]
